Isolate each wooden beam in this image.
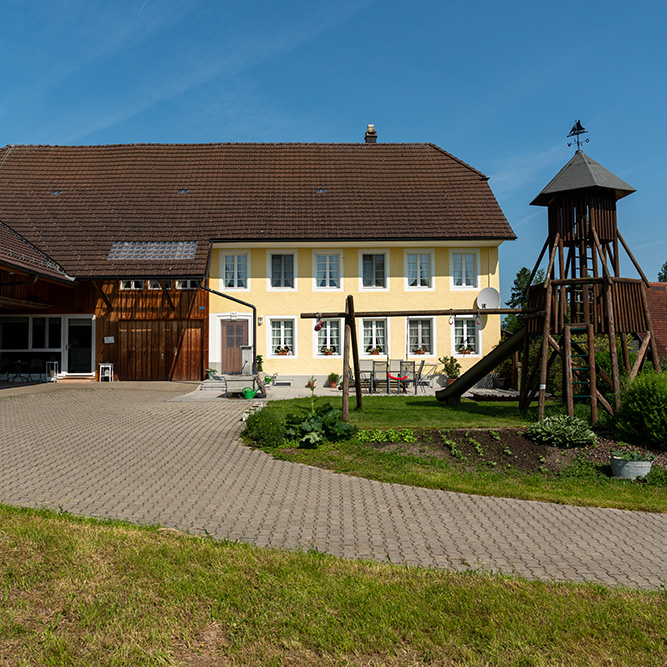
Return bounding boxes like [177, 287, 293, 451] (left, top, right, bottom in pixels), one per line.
[158, 280, 175, 310]
[92, 280, 113, 310]
[342, 299, 351, 422]
[617, 230, 651, 287]
[639, 283, 661, 371]
[523, 238, 550, 299]
[588, 323, 598, 425]
[563, 327, 574, 416]
[0, 294, 53, 309]
[629, 332, 651, 382]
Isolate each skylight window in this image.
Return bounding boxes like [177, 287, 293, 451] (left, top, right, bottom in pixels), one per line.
[50, 190, 62, 195]
[315, 188, 327, 193]
[177, 189, 189, 193]
[107, 241, 197, 260]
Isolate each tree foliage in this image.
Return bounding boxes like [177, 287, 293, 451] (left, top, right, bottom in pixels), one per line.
[658, 260, 667, 283]
[502, 266, 546, 333]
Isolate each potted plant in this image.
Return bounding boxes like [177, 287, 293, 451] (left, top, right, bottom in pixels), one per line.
[327, 371, 341, 388]
[458, 345, 473, 355]
[276, 346, 291, 356]
[366, 345, 382, 355]
[205, 367, 217, 380]
[413, 345, 427, 355]
[610, 447, 655, 480]
[321, 346, 336, 356]
[438, 356, 461, 386]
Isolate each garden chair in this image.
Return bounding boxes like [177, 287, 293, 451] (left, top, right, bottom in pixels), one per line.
[371, 359, 389, 394]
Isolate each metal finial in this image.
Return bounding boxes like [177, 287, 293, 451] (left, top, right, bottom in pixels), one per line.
[567, 120, 589, 149]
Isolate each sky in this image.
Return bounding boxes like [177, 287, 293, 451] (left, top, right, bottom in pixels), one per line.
[2, 0, 666, 300]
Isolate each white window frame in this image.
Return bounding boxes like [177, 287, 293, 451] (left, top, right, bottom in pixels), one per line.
[267, 317, 298, 358]
[175, 279, 199, 290]
[313, 318, 343, 357]
[267, 251, 298, 291]
[147, 279, 173, 290]
[404, 249, 435, 291]
[220, 252, 250, 291]
[450, 249, 480, 290]
[312, 250, 343, 291]
[360, 318, 389, 356]
[359, 250, 389, 291]
[406, 317, 436, 357]
[119, 279, 144, 290]
[452, 316, 481, 357]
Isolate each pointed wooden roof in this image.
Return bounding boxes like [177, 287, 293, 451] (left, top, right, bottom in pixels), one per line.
[531, 150, 636, 206]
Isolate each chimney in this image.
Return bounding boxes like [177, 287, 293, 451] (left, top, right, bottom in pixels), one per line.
[364, 124, 377, 144]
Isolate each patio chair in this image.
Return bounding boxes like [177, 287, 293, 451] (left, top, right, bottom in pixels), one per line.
[29, 358, 45, 382]
[414, 359, 429, 393]
[398, 360, 416, 394]
[0, 358, 10, 382]
[371, 359, 389, 394]
[353, 360, 373, 393]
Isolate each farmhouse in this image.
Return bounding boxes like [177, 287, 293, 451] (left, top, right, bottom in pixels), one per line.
[0, 128, 515, 382]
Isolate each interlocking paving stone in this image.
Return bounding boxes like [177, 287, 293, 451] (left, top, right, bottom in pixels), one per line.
[1, 382, 666, 589]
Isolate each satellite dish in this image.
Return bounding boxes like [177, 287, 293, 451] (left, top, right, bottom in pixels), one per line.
[477, 287, 501, 309]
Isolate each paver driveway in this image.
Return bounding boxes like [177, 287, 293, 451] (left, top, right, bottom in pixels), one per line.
[1, 382, 665, 589]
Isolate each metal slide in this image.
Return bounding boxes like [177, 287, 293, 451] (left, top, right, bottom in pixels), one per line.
[436, 327, 527, 404]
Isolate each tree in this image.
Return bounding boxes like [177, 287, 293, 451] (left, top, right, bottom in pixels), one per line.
[502, 266, 546, 333]
[658, 260, 667, 283]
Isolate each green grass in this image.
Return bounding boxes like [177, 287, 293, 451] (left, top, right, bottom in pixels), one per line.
[1, 504, 666, 666]
[248, 398, 667, 513]
[268, 395, 536, 429]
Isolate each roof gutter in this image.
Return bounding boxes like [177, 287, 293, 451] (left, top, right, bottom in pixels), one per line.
[199, 242, 257, 374]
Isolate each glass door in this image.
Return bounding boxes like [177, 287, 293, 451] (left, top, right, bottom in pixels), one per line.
[66, 317, 93, 373]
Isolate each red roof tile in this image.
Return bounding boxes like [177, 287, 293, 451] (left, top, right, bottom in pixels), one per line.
[647, 282, 667, 359]
[0, 221, 73, 282]
[0, 143, 514, 278]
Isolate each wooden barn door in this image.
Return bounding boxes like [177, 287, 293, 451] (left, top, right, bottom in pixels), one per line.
[119, 320, 203, 381]
[220, 320, 248, 373]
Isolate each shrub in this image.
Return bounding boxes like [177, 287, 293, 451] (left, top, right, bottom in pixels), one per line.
[525, 415, 597, 449]
[616, 371, 667, 450]
[284, 404, 357, 448]
[243, 409, 285, 448]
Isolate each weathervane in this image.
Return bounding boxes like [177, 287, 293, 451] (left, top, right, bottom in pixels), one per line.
[567, 120, 589, 149]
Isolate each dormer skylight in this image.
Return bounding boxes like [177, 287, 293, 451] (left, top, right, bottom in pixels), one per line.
[107, 241, 197, 260]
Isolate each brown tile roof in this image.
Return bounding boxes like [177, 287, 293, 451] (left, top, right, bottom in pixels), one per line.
[0, 143, 514, 278]
[647, 282, 667, 359]
[0, 221, 74, 283]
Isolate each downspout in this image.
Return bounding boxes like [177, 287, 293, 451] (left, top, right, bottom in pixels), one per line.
[199, 242, 257, 374]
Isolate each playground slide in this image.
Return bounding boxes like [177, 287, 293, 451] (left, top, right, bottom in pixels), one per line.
[436, 327, 527, 404]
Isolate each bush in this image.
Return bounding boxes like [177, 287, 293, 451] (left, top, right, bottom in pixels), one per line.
[525, 415, 597, 449]
[284, 403, 357, 448]
[244, 409, 285, 448]
[616, 371, 667, 450]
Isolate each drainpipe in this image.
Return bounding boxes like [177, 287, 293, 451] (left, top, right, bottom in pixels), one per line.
[199, 242, 257, 374]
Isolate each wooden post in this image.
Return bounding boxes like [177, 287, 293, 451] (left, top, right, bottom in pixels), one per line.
[639, 283, 661, 371]
[587, 323, 598, 425]
[347, 295, 363, 409]
[604, 281, 621, 411]
[342, 304, 351, 423]
[563, 326, 573, 416]
[538, 282, 553, 419]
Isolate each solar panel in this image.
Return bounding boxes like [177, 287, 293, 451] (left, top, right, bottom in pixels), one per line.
[107, 241, 197, 260]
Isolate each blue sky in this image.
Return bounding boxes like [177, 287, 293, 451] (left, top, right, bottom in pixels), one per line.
[2, 0, 666, 299]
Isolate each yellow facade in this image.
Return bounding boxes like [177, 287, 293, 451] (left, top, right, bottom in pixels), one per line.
[207, 241, 504, 379]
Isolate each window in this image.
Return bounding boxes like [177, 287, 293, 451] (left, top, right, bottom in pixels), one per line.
[224, 254, 248, 289]
[406, 252, 432, 288]
[317, 320, 341, 355]
[175, 279, 199, 290]
[408, 319, 433, 355]
[270, 319, 295, 355]
[363, 319, 387, 354]
[362, 253, 387, 288]
[147, 280, 172, 290]
[454, 318, 479, 355]
[271, 254, 295, 288]
[0, 317, 29, 349]
[452, 252, 477, 288]
[119, 279, 144, 290]
[315, 253, 340, 289]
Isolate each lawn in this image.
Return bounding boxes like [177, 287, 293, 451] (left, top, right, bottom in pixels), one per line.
[1, 505, 666, 666]
[245, 397, 667, 513]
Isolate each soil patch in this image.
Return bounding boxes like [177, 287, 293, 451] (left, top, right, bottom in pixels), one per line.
[365, 428, 667, 475]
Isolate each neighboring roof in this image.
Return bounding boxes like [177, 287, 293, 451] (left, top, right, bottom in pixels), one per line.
[647, 282, 667, 359]
[531, 150, 636, 206]
[0, 142, 514, 278]
[0, 221, 74, 283]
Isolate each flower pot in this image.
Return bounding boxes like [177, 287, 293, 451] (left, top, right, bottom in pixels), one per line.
[370, 351, 380, 355]
[447, 378, 457, 387]
[329, 382, 337, 388]
[278, 351, 288, 356]
[610, 457, 653, 480]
